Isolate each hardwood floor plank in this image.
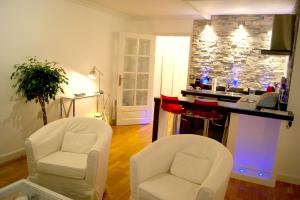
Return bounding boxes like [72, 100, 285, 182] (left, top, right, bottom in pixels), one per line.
[1, 123, 300, 200]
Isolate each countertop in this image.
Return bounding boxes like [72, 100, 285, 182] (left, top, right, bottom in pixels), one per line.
[181, 89, 245, 101]
[155, 95, 294, 121]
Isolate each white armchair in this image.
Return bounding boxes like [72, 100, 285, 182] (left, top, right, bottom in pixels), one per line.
[130, 134, 233, 200]
[25, 117, 112, 200]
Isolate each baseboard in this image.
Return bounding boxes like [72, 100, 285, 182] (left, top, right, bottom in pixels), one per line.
[0, 148, 25, 164]
[277, 173, 300, 185]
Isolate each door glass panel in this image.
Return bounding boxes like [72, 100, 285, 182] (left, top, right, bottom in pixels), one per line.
[136, 91, 148, 105]
[125, 38, 138, 55]
[124, 56, 137, 72]
[123, 91, 135, 106]
[137, 74, 149, 89]
[139, 39, 150, 55]
[137, 57, 149, 72]
[123, 73, 136, 89]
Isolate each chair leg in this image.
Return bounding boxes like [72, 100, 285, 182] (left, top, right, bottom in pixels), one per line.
[203, 119, 210, 137]
[172, 114, 178, 135]
[222, 114, 229, 145]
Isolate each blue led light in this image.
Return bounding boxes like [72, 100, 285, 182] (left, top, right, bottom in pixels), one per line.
[232, 79, 239, 88]
[239, 169, 245, 173]
[202, 79, 209, 84]
[258, 172, 264, 177]
[202, 76, 209, 84]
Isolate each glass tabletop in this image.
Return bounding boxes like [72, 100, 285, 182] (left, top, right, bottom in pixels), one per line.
[0, 179, 71, 200]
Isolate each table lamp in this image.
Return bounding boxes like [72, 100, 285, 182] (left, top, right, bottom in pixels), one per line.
[88, 66, 104, 94]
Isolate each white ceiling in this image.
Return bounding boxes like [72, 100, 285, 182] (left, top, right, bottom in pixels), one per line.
[92, 0, 297, 19]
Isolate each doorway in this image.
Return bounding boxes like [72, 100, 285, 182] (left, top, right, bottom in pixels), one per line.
[153, 36, 191, 97]
[115, 34, 190, 125]
[116, 33, 156, 125]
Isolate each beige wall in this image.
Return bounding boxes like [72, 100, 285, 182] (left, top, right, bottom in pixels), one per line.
[127, 18, 194, 35]
[0, 0, 128, 161]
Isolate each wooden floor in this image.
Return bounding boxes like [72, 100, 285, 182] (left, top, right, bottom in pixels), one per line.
[1, 124, 300, 200]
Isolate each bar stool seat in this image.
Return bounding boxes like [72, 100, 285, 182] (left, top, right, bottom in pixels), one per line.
[185, 100, 222, 137]
[161, 95, 186, 135]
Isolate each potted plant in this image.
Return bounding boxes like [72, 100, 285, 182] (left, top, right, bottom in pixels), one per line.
[10, 57, 68, 125]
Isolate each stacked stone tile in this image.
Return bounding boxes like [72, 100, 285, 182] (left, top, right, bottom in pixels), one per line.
[190, 15, 288, 90]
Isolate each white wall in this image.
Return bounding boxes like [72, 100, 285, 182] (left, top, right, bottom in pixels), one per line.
[276, 22, 300, 185]
[154, 36, 190, 97]
[128, 18, 194, 35]
[0, 0, 128, 161]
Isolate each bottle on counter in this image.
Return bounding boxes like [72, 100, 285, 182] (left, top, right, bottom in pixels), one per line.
[212, 77, 217, 92]
[267, 84, 275, 92]
[274, 82, 279, 93]
[225, 79, 231, 92]
[278, 77, 288, 111]
[195, 78, 201, 87]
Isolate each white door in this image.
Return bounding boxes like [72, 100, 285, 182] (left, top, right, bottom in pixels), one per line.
[116, 33, 156, 125]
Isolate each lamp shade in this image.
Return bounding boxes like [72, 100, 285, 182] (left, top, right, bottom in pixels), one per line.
[88, 66, 103, 95]
[88, 67, 97, 79]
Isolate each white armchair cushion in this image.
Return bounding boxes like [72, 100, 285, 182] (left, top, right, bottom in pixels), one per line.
[61, 131, 97, 154]
[130, 135, 233, 200]
[170, 152, 212, 184]
[138, 173, 199, 200]
[37, 151, 87, 179]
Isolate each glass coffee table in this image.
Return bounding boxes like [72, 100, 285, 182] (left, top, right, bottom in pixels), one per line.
[0, 179, 72, 200]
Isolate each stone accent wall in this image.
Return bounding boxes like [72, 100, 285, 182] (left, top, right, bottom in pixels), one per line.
[190, 15, 289, 90]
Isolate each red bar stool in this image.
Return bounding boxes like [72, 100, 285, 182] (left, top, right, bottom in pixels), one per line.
[188, 99, 222, 137]
[161, 95, 186, 135]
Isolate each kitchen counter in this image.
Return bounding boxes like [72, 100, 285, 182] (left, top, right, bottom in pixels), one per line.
[154, 95, 293, 125]
[181, 89, 245, 102]
[152, 95, 294, 141]
[221, 95, 293, 121]
[152, 96, 294, 187]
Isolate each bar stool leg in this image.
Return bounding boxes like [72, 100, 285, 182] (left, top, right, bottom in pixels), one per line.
[203, 119, 210, 137]
[222, 114, 229, 145]
[172, 114, 178, 135]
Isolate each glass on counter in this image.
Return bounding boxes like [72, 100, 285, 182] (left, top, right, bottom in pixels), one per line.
[248, 88, 256, 103]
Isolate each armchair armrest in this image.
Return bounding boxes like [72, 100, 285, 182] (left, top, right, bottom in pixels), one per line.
[25, 119, 67, 175]
[197, 149, 233, 200]
[86, 125, 112, 188]
[25, 140, 37, 175]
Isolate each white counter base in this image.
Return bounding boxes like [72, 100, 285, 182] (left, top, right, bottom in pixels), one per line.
[227, 113, 283, 187]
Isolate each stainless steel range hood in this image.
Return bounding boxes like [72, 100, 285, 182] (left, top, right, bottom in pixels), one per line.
[261, 15, 296, 55]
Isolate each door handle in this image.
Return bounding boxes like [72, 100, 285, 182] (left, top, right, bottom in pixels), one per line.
[119, 75, 122, 86]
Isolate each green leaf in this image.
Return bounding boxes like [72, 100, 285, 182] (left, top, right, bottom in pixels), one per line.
[10, 57, 69, 107]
